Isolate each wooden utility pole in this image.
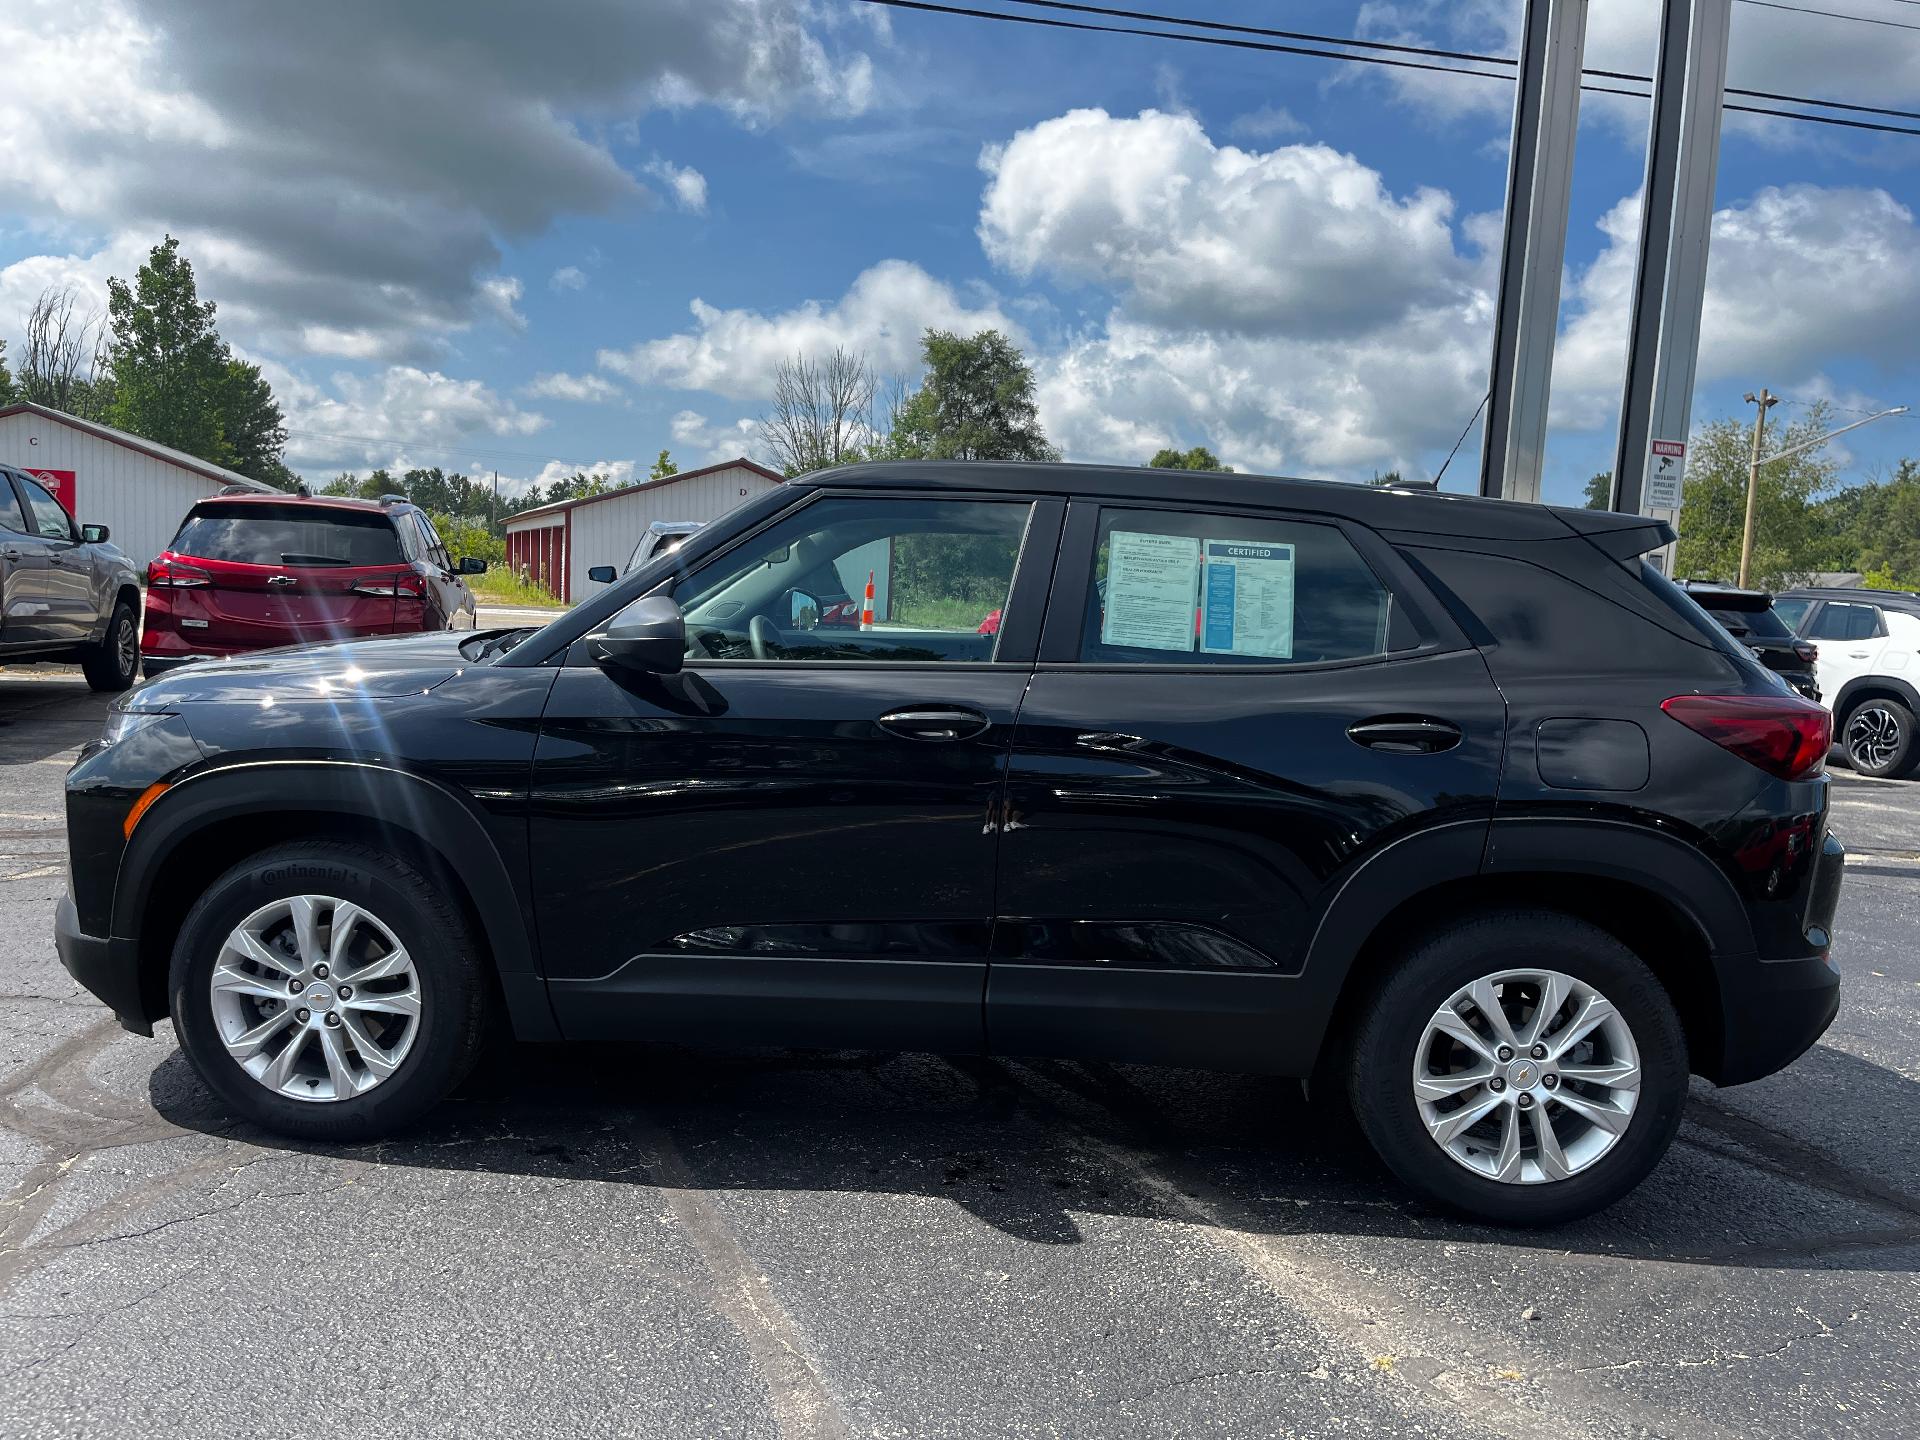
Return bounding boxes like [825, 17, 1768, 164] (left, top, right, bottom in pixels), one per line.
[1737, 388, 1778, 587]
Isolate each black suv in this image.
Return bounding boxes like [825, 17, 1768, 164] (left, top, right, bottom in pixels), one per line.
[55, 463, 1844, 1225]
[1682, 581, 1820, 702]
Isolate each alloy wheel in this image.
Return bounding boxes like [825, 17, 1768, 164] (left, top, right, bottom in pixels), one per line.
[1845, 705, 1903, 772]
[1412, 969, 1641, 1185]
[208, 894, 422, 1102]
[114, 613, 137, 678]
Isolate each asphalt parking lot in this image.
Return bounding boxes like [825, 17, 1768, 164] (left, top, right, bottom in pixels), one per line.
[3, 670, 1917, 1439]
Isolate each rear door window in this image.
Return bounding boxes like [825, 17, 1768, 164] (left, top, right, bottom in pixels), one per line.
[0, 475, 28, 534]
[1073, 506, 1411, 666]
[1808, 602, 1885, 642]
[1772, 597, 1812, 632]
[172, 504, 404, 567]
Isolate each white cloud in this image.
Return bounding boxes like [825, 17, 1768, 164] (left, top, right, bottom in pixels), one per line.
[549, 265, 588, 293]
[643, 159, 709, 214]
[978, 109, 1469, 338]
[0, 0, 881, 360]
[524, 371, 624, 404]
[670, 409, 762, 465]
[274, 364, 550, 472]
[528, 458, 635, 491]
[1551, 185, 1920, 430]
[1227, 105, 1306, 141]
[598, 259, 1020, 400]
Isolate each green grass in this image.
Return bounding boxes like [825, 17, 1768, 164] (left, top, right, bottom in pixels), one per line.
[471, 571, 566, 608]
[889, 594, 997, 630]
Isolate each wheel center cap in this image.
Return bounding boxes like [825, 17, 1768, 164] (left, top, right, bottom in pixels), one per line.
[303, 983, 336, 1012]
[1507, 1060, 1537, 1090]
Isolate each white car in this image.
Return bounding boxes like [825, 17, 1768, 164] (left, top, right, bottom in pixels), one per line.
[623, 519, 702, 576]
[1776, 587, 1920, 778]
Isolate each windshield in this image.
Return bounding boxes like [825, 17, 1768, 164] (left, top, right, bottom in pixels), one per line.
[173, 505, 402, 567]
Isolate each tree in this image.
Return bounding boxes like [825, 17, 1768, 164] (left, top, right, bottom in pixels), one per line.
[0, 338, 12, 405]
[105, 236, 231, 462]
[881, 329, 1057, 462]
[758, 348, 878, 476]
[17, 287, 111, 420]
[1366, 469, 1405, 488]
[1835, 458, 1920, 588]
[1671, 406, 1839, 589]
[1149, 445, 1232, 472]
[1583, 472, 1613, 510]
[649, 449, 678, 482]
[217, 358, 296, 489]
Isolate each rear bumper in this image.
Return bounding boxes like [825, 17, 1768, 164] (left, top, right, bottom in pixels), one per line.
[54, 893, 152, 1036]
[1712, 831, 1844, 1086]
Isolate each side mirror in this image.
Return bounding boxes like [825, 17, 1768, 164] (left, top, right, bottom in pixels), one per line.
[788, 589, 821, 629]
[81, 523, 110, 544]
[455, 556, 488, 575]
[588, 564, 617, 584]
[592, 595, 685, 675]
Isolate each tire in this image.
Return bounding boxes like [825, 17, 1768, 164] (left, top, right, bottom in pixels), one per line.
[1840, 697, 1919, 779]
[81, 599, 138, 692]
[169, 840, 491, 1141]
[1347, 909, 1688, 1226]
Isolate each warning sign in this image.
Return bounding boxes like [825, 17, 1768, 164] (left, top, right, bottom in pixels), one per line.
[1645, 440, 1686, 511]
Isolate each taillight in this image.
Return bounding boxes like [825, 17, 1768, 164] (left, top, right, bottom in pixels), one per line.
[148, 558, 211, 588]
[350, 572, 426, 599]
[1661, 694, 1831, 781]
[1794, 642, 1818, 663]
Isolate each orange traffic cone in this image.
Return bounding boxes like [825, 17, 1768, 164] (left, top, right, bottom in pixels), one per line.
[861, 570, 876, 630]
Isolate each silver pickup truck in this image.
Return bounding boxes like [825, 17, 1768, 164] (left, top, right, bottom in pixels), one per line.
[0, 463, 142, 691]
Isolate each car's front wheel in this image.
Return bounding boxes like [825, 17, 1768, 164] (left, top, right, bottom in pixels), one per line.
[1347, 910, 1688, 1225]
[170, 840, 491, 1140]
[1841, 697, 1919, 778]
[81, 599, 138, 692]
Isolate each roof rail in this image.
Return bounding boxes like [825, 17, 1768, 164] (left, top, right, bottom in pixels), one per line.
[1384, 476, 1439, 492]
[377, 492, 408, 506]
[218, 483, 257, 496]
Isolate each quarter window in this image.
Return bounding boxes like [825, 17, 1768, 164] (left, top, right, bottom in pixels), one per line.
[664, 495, 1032, 664]
[1076, 507, 1408, 666]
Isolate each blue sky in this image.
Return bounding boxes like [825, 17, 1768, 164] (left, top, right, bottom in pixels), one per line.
[2, 0, 1915, 507]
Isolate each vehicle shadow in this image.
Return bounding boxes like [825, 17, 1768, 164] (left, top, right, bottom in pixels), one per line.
[149, 1037, 1920, 1270]
[0, 677, 113, 765]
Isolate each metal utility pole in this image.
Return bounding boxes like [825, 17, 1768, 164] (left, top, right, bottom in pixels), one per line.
[1479, 0, 1589, 503]
[1737, 400, 1910, 586]
[1611, 0, 1732, 543]
[1737, 388, 1777, 588]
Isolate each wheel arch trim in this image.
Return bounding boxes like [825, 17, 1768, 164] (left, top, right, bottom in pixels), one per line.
[112, 759, 557, 1040]
[1832, 674, 1920, 722]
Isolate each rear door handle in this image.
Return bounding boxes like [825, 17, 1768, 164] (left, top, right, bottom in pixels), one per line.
[1347, 716, 1463, 754]
[877, 706, 991, 743]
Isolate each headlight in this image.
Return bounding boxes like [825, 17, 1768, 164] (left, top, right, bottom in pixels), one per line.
[100, 709, 174, 745]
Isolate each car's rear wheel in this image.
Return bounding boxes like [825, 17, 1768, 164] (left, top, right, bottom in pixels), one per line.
[1841, 698, 1919, 778]
[170, 841, 491, 1140]
[81, 599, 138, 692]
[1347, 909, 1687, 1225]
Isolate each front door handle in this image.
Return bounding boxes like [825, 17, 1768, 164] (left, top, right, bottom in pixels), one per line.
[877, 706, 991, 743]
[1347, 716, 1463, 754]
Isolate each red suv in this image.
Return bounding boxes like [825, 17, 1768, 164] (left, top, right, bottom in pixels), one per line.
[142, 492, 486, 677]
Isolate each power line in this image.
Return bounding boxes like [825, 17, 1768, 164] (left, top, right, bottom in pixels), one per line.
[992, 0, 1920, 123]
[1735, 0, 1920, 31]
[857, 0, 1920, 137]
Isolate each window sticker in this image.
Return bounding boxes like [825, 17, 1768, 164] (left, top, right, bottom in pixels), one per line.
[1101, 530, 1200, 652]
[1200, 539, 1295, 659]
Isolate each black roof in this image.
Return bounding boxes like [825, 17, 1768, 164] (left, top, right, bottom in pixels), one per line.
[793, 461, 1671, 549]
[1779, 586, 1920, 618]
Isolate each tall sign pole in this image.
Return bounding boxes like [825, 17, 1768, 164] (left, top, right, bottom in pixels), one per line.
[1479, 0, 1589, 503]
[1610, 0, 1733, 569]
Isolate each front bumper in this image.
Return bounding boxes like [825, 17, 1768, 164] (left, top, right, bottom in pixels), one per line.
[54, 893, 152, 1036]
[1713, 830, 1843, 1085]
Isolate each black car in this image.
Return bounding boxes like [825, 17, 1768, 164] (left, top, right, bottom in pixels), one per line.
[55, 463, 1844, 1225]
[1682, 581, 1820, 702]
